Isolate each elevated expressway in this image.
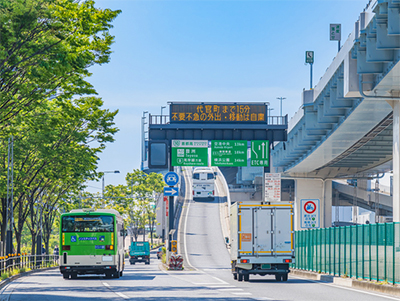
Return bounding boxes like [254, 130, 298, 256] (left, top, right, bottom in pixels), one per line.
[271, 0, 400, 224]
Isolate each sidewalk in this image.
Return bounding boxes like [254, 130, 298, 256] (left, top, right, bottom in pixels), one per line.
[290, 269, 400, 297]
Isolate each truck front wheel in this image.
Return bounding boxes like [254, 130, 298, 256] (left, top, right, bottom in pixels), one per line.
[238, 274, 243, 281]
[244, 274, 249, 281]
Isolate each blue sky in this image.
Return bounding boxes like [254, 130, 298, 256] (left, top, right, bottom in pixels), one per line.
[85, 0, 368, 192]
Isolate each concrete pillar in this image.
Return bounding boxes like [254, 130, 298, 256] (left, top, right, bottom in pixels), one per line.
[294, 179, 332, 230]
[393, 101, 400, 222]
[323, 180, 333, 228]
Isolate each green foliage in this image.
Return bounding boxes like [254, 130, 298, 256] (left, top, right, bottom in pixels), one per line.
[1, 272, 10, 280]
[0, 0, 120, 254]
[0, 0, 121, 125]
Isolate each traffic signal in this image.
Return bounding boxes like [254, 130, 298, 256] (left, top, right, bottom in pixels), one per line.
[171, 240, 177, 253]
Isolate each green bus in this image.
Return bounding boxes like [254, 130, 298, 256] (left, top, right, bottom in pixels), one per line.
[59, 209, 125, 279]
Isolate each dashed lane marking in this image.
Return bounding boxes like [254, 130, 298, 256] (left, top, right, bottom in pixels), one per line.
[232, 292, 252, 295]
[206, 285, 236, 288]
[102, 282, 129, 299]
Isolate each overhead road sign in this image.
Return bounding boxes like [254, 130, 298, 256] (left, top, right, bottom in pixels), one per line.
[300, 199, 320, 229]
[211, 140, 247, 167]
[164, 187, 179, 197]
[171, 140, 208, 167]
[169, 103, 268, 123]
[251, 140, 269, 166]
[164, 171, 179, 186]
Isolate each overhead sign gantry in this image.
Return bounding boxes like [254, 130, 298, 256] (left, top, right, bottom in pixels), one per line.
[148, 102, 287, 169]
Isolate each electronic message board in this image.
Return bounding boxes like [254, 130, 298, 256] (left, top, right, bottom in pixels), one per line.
[170, 103, 267, 123]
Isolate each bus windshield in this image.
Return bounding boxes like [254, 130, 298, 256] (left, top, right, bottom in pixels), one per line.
[62, 215, 114, 233]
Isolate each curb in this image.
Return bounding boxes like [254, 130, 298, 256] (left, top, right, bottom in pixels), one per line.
[290, 269, 400, 297]
[0, 266, 58, 289]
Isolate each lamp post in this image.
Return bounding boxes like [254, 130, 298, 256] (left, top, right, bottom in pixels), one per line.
[161, 106, 166, 116]
[102, 170, 120, 198]
[277, 97, 286, 125]
[276, 97, 286, 117]
[141, 111, 148, 170]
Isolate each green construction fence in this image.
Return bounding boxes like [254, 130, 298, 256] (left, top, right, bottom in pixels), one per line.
[294, 222, 400, 283]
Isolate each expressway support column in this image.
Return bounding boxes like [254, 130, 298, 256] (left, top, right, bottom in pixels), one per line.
[393, 101, 400, 222]
[294, 179, 332, 230]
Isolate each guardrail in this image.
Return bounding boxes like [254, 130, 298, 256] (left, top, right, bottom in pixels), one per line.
[294, 222, 400, 284]
[0, 254, 59, 277]
[149, 114, 288, 126]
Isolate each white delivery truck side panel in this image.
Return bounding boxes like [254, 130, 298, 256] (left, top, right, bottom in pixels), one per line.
[230, 201, 294, 282]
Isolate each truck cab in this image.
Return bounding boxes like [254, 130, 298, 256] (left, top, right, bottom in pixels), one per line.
[129, 241, 150, 265]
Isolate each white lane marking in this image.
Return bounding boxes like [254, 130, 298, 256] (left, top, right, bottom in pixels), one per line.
[183, 168, 197, 271]
[218, 288, 243, 291]
[206, 285, 236, 288]
[232, 292, 252, 295]
[102, 282, 129, 299]
[193, 282, 225, 285]
[252, 298, 274, 300]
[292, 276, 400, 300]
[212, 276, 228, 284]
[115, 292, 129, 299]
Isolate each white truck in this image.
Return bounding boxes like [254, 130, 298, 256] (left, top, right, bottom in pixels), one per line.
[229, 201, 294, 282]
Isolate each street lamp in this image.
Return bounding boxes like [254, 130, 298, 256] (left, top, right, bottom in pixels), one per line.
[102, 170, 120, 197]
[141, 111, 148, 170]
[161, 106, 166, 116]
[277, 97, 286, 124]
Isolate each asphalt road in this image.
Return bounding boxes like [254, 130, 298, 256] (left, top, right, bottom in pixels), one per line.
[0, 168, 398, 300]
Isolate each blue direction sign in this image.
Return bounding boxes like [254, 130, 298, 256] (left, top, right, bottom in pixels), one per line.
[164, 187, 179, 196]
[164, 172, 179, 186]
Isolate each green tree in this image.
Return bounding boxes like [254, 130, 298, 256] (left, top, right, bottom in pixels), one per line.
[0, 0, 121, 126]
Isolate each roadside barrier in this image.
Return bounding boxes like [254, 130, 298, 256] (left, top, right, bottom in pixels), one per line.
[0, 254, 59, 277]
[295, 222, 400, 284]
[168, 254, 183, 270]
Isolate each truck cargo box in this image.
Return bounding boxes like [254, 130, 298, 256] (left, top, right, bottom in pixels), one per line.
[229, 201, 294, 282]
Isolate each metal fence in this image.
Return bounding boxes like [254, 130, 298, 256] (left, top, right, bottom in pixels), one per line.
[294, 222, 400, 284]
[0, 254, 59, 276]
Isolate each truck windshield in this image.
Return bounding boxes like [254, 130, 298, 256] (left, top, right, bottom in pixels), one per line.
[62, 215, 114, 233]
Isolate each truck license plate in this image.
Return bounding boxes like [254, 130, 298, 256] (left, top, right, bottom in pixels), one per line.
[261, 264, 271, 269]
